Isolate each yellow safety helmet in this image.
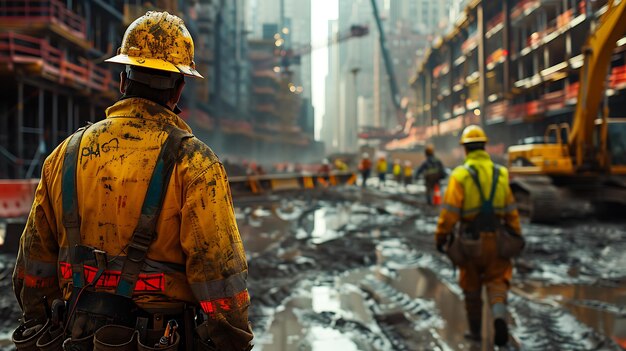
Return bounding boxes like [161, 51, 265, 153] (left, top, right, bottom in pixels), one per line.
[459, 125, 488, 144]
[106, 11, 203, 79]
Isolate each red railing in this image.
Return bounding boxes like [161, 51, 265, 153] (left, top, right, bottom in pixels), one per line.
[486, 101, 508, 122]
[511, 0, 539, 19]
[610, 65, 626, 89]
[0, 0, 86, 40]
[461, 34, 479, 53]
[486, 12, 504, 33]
[0, 32, 112, 92]
[542, 89, 566, 111]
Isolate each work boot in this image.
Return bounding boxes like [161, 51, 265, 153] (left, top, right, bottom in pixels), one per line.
[492, 303, 509, 346]
[494, 318, 508, 346]
[464, 317, 481, 342]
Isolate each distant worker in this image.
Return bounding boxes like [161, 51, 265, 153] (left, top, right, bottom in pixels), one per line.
[318, 159, 331, 176]
[358, 153, 372, 188]
[12, 12, 253, 350]
[376, 156, 388, 187]
[415, 145, 446, 205]
[334, 159, 349, 172]
[435, 125, 522, 347]
[403, 160, 413, 187]
[392, 159, 402, 184]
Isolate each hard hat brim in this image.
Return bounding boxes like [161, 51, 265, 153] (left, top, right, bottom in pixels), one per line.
[460, 136, 488, 144]
[105, 54, 204, 79]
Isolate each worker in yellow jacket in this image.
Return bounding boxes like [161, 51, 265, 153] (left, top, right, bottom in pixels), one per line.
[376, 156, 388, 187]
[435, 125, 521, 347]
[12, 12, 252, 351]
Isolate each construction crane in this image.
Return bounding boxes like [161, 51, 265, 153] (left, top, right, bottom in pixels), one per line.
[370, 0, 406, 127]
[267, 24, 370, 70]
[507, 0, 626, 222]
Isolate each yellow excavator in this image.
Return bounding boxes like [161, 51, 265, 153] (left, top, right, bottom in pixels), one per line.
[507, 0, 626, 222]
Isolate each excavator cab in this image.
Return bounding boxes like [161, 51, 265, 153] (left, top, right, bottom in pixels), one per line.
[599, 118, 626, 172]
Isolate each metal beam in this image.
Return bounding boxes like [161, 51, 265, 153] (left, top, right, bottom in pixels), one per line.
[17, 79, 24, 178]
[91, 0, 123, 21]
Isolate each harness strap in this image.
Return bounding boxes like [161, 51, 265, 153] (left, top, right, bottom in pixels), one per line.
[116, 125, 191, 297]
[463, 164, 501, 212]
[61, 126, 90, 288]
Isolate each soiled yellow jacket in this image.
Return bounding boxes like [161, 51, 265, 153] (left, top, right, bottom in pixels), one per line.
[13, 98, 252, 349]
[435, 150, 521, 240]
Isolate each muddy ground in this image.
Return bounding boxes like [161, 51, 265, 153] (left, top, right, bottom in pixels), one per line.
[1, 183, 625, 350]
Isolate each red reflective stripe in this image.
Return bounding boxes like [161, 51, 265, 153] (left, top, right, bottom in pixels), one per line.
[59, 262, 72, 279]
[200, 290, 250, 315]
[58, 261, 165, 292]
[135, 273, 165, 292]
[24, 275, 56, 288]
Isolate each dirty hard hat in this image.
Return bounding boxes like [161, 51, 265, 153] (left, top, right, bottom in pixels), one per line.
[106, 11, 203, 79]
[460, 125, 488, 144]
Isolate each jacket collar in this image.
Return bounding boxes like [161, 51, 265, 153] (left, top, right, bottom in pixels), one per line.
[105, 98, 192, 132]
[465, 150, 491, 163]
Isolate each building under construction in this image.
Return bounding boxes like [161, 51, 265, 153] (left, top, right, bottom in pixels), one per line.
[397, 0, 626, 166]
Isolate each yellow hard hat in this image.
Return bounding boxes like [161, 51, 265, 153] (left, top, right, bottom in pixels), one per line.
[460, 125, 488, 144]
[105, 11, 203, 78]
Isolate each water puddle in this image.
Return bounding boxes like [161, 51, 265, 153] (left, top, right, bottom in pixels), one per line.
[255, 273, 380, 351]
[515, 282, 626, 347]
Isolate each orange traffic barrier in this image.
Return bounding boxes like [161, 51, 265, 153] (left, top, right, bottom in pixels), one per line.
[0, 179, 39, 218]
[303, 176, 315, 189]
[433, 183, 442, 205]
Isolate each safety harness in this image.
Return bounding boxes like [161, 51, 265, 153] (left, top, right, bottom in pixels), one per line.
[463, 164, 501, 235]
[61, 123, 191, 303]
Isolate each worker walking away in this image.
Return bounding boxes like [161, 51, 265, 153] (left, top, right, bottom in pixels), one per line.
[358, 153, 372, 188]
[402, 160, 413, 187]
[392, 159, 402, 184]
[415, 145, 446, 205]
[435, 125, 523, 347]
[12, 12, 253, 351]
[376, 156, 388, 188]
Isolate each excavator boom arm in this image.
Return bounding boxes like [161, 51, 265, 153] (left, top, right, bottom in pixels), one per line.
[569, 0, 626, 167]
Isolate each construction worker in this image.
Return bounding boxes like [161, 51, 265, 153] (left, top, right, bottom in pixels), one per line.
[334, 159, 349, 172]
[12, 12, 253, 351]
[402, 160, 413, 186]
[376, 156, 388, 187]
[435, 125, 522, 347]
[358, 153, 372, 188]
[415, 144, 446, 205]
[392, 159, 402, 184]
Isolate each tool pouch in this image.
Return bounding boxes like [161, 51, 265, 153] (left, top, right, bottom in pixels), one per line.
[93, 325, 139, 351]
[137, 330, 180, 351]
[12, 319, 50, 351]
[193, 323, 218, 351]
[446, 232, 467, 267]
[496, 226, 525, 259]
[35, 324, 65, 351]
[62, 332, 94, 351]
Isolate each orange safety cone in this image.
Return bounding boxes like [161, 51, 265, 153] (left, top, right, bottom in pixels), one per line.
[433, 183, 442, 205]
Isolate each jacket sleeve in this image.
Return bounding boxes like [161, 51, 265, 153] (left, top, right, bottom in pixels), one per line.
[435, 175, 464, 241]
[13, 156, 63, 320]
[180, 161, 253, 350]
[504, 183, 522, 235]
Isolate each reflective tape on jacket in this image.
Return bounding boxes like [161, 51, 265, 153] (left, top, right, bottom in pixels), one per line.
[20, 258, 58, 288]
[200, 290, 250, 316]
[59, 261, 165, 293]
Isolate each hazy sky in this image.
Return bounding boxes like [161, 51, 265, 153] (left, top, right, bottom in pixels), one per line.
[311, 1, 338, 140]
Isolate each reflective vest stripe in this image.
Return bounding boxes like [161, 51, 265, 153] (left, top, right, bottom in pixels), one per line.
[190, 271, 248, 301]
[59, 261, 165, 292]
[199, 290, 250, 315]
